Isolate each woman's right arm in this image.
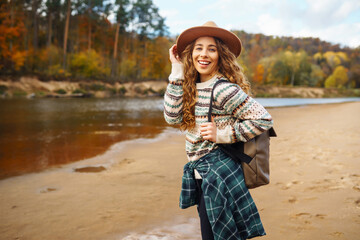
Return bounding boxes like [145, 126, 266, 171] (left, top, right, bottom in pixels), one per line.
[164, 45, 184, 125]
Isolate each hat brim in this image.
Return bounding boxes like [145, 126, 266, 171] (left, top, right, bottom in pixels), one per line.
[176, 25, 242, 58]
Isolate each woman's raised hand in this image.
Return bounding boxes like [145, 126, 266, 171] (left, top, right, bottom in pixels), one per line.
[169, 44, 182, 64]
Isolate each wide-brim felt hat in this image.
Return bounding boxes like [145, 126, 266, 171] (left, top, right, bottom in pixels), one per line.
[176, 21, 242, 58]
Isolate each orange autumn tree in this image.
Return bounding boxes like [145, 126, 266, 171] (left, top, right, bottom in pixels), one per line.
[253, 64, 265, 85]
[0, 1, 26, 72]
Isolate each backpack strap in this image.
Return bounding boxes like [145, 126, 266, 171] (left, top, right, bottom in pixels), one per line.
[208, 79, 228, 122]
[207, 79, 253, 164]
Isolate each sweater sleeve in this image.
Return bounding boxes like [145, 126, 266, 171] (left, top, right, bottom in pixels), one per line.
[214, 82, 273, 143]
[163, 63, 184, 125]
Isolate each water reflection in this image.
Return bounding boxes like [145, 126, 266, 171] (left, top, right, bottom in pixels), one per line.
[0, 98, 171, 179]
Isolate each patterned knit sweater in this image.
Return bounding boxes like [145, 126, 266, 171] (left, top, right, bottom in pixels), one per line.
[164, 63, 273, 164]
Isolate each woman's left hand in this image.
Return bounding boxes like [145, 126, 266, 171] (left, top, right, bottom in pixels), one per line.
[200, 118, 217, 142]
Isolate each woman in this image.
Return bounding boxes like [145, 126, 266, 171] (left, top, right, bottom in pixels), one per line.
[164, 21, 273, 240]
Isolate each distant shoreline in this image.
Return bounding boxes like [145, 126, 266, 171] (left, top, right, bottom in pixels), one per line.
[1, 76, 360, 99]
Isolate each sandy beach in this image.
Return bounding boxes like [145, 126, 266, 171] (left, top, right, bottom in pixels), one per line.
[0, 102, 359, 240]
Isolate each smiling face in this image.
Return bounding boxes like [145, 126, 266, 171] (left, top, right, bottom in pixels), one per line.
[192, 36, 219, 82]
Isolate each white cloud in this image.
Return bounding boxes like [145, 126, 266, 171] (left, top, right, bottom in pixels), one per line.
[334, 1, 356, 19]
[256, 14, 288, 36]
[297, 22, 360, 47]
[308, 0, 336, 12]
[304, 0, 360, 28]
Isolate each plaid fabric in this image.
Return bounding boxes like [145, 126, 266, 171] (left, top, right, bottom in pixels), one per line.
[180, 148, 266, 240]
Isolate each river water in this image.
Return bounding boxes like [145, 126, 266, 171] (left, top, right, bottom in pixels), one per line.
[0, 97, 359, 179]
[0, 98, 168, 179]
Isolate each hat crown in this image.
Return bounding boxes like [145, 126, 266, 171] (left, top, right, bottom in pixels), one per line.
[202, 21, 218, 27]
[176, 21, 242, 58]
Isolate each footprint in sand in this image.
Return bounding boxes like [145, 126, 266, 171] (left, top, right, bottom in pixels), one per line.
[38, 187, 58, 193]
[290, 213, 312, 225]
[277, 180, 303, 190]
[355, 198, 360, 207]
[285, 196, 319, 204]
[330, 232, 344, 237]
[74, 166, 107, 173]
[344, 197, 360, 210]
[290, 212, 327, 225]
[315, 214, 327, 219]
[116, 158, 135, 167]
[294, 212, 311, 217]
[349, 174, 360, 192]
[285, 211, 328, 232]
[306, 178, 344, 192]
[287, 196, 297, 204]
[330, 174, 360, 192]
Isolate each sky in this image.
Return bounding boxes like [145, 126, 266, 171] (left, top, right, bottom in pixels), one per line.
[152, 0, 360, 48]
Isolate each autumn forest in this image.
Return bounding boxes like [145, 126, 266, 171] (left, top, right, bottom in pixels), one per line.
[1, 0, 360, 89]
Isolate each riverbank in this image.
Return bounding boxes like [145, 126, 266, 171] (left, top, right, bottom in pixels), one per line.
[0, 77, 167, 98]
[0, 102, 359, 239]
[1, 76, 359, 98]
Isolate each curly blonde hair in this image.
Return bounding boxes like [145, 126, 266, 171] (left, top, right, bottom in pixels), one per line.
[180, 37, 251, 131]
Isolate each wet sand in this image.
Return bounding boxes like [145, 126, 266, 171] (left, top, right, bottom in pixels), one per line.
[0, 102, 360, 240]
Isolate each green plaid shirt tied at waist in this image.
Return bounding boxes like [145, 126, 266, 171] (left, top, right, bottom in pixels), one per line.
[180, 148, 266, 240]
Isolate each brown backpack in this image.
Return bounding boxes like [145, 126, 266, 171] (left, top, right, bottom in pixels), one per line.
[208, 80, 277, 189]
